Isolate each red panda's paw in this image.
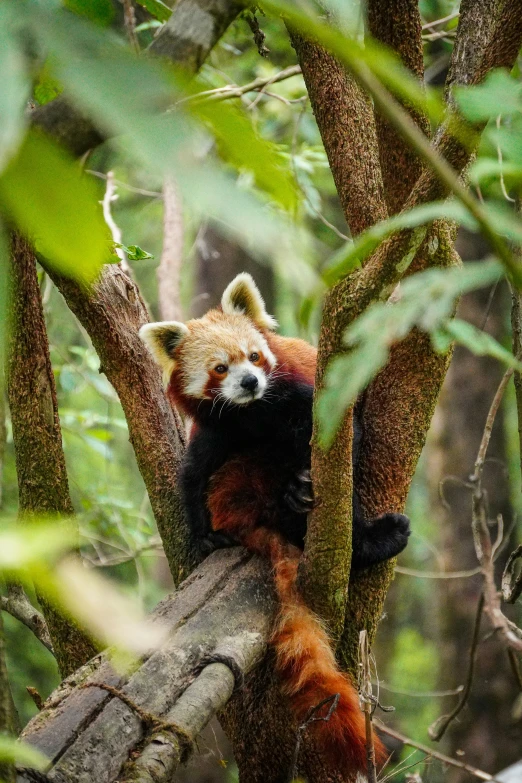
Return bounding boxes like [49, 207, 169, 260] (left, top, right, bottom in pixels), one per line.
[200, 530, 240, 555]
[284, 469, 314, 515]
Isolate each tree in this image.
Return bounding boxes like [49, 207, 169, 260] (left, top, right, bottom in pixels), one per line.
[2, 1, 522, 782]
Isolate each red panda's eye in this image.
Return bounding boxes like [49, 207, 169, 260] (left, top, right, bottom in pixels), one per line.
[214, 364, 228, 374]
[249, 352, 260, 363]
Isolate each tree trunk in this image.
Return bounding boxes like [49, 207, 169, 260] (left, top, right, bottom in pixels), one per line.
[7, 236, 98, 676]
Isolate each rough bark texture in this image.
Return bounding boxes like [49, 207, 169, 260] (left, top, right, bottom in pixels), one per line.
[43, 264, 191, 584]
[366, 0, 429, 214]
[19, 549, 274, 783]
[290, 29, 388, 634]
[30, 0, 244, 157]
[427, 278, 520, 780]
[290, 32, 387, 239]
[7, 236, 98, 676]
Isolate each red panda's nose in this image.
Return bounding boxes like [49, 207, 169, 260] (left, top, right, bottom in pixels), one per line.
[241, 374, 259, 392]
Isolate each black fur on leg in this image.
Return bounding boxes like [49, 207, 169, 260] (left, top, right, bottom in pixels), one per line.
[351, 513, 411, 571]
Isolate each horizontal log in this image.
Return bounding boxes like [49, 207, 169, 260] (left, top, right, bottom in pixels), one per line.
[18, 549, 274, 783]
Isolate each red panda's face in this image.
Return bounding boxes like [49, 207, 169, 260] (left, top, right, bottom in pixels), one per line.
[176, 313, 276, 405]
[140, 273, 279, 410]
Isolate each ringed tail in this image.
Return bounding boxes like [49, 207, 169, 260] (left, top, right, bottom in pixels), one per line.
[243, 528, 386, 777]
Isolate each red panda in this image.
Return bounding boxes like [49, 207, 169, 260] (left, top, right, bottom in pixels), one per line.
[140, 273, 410, 777]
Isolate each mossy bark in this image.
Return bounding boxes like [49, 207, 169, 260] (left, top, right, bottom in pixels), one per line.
[7, 236, 98, 676]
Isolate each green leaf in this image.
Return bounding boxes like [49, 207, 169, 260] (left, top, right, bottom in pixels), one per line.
[454, 70, 522, 123]
[0, 734, 48, 769]
[322, 200, 476, 286]
[113, 242, 154, 260]
[63, 0, 115, 25]
[0, 7, 29, 172]
[0, 130, 108, 284]
[186, 84, 297, 211]
[433, 319, 522, 370]
[317, 260, 503, 448]
[135, 0, 171, 23]
[34, 63, 63, 105]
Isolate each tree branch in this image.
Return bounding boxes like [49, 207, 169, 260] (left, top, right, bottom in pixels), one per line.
[30, 0, 245, 156]
[339, 0, 522, 672]
[7, 235, 98, 676]
[366, 0, 429, 214]
[41, 263, 191, 584]
[18, 550, 274, 783]
[0, 584, 53, 654]
[0, 611, 17, 783]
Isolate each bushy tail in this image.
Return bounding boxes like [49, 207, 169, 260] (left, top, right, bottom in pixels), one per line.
[242, 527, 385, 777]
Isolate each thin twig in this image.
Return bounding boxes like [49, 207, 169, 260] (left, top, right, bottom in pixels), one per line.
[496, 115, 515, 204]
[86, 170, 162, 198]
[121, 0, 140, 53]
[421, 11, 459, 31]
[246, 13, 270, 57]
[359, 631, 378, 783]
[101, 171, 133, 277]
[374, 720, 503, 782]
[395, 565, 481, 579]
[469, 368, 522, 652]
[428, 593, 484, 741]
[180, 65, 302, 104]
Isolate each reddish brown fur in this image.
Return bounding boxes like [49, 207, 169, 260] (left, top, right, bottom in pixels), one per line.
[238, 526, 385, 776]
[265, 332, 317, 385]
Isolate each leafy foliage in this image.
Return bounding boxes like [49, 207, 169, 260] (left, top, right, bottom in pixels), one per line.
[317, 261, 512, 447]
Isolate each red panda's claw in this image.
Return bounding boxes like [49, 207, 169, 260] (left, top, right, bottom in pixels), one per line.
[284, 469, 315, 514]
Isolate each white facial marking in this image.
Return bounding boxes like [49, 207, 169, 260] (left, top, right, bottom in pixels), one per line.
[221, 360, 268, 404]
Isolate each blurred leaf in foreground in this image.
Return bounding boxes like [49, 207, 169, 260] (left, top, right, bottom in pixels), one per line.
[317, 260, 505, 447]
[0, 734, 48, 770]
[0, 131, 108, 285]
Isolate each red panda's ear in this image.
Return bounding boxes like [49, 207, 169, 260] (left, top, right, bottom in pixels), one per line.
[139, 321, 189, 380]
[221, 273, 278, 331]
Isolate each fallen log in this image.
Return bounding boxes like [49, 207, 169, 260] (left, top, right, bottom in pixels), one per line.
[18, 549, 274, 783]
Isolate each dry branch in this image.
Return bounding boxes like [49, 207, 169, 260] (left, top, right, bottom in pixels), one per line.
[469, 368, 522, 653]
[7, 236, 97, 675]
[375, 720, 503, 783]
[18, 550, 273, 783]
